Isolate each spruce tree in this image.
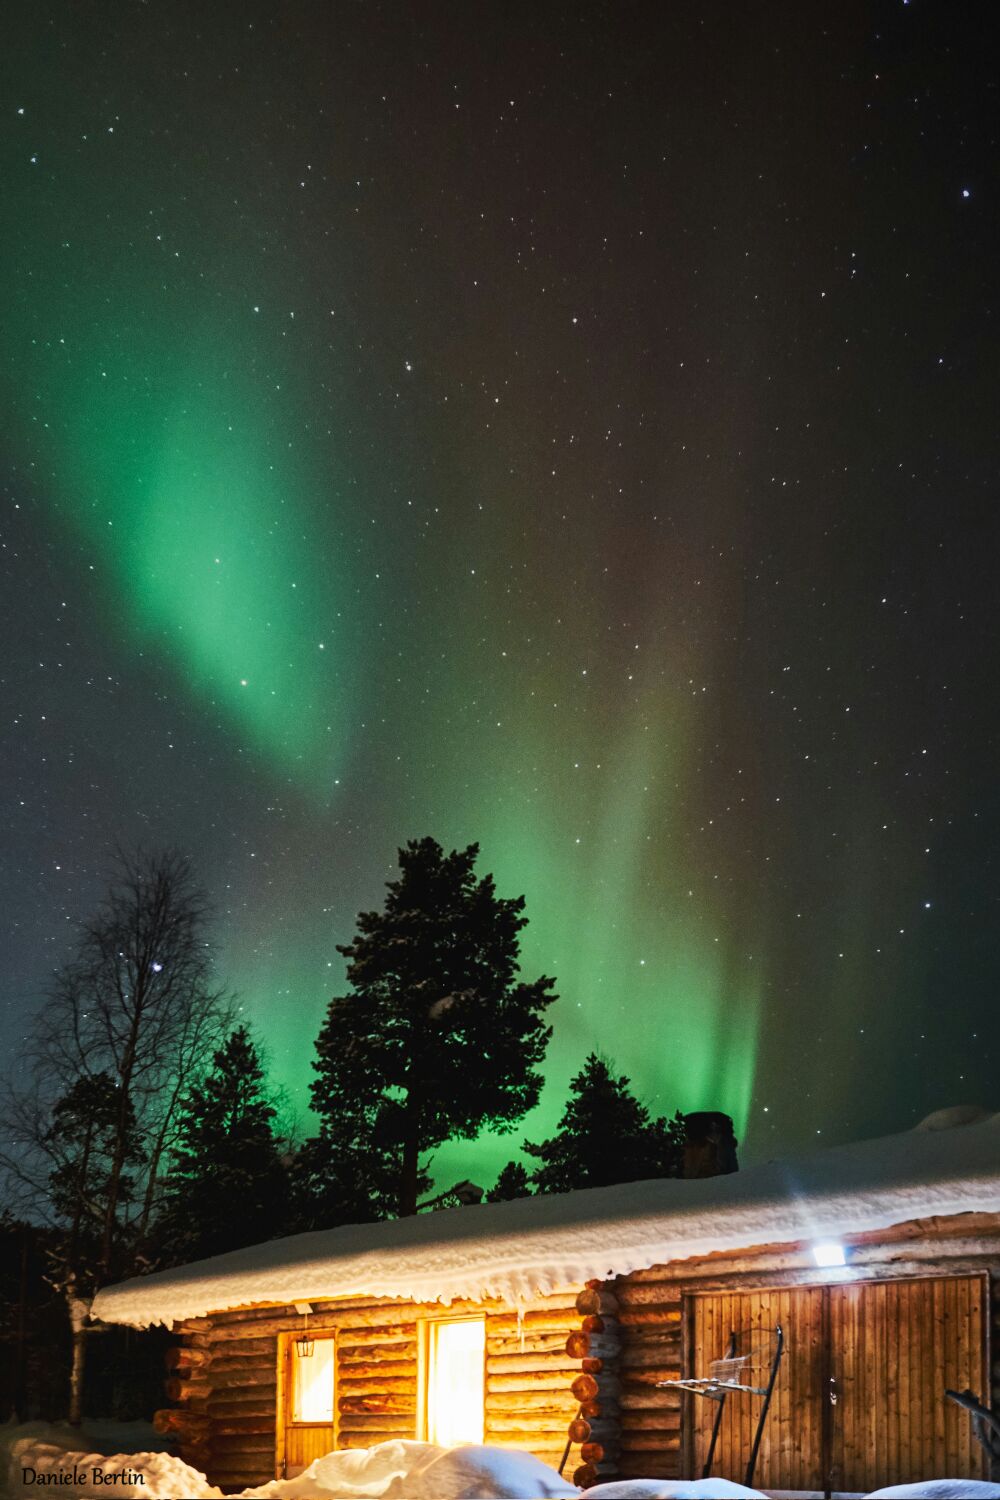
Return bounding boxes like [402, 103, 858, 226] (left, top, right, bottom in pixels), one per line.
[524, 1053, 684, 1193]
[156, 1026, 288, 1264]
[306, 837, 556, 1221]
[486, 1160, 533, 1202]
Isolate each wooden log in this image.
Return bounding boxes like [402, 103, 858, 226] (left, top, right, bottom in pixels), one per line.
[211, 1450, 274, 1470]
[621, 1343, 681, 1368]
[622, 1367, 682, 1388]
[488, 1372, 573, 1391]
[618, 1307, 683, 1327]
[209, 1351, 279, 1373]
[575, 1287, 619, 1318]
[165, 1345, 211, 1371]
[336, 1359, 415, 1379]
[487, 1415, 578, 1433]
[621, 1409, 682, 1432]
[621, 1432, 682, 1451]
[211, 1415, 275, 1437]
[203, 1337, 274, 1359]
[152, 1409, 209, 1437]
[338, 1418, 416, 1434]
[485, 1390, 576, 1412]
[177, 1317, 213, 1334]
[208, 1381, 276, 1401]
[615, 1281, 686, 1306]
[164, 1378, 208, 1403]
[581, 1314, 605, 1335]
[487, 1355, 576, 1375]
[339, 1394, 416, 1415]
[487, 1332, 569, 1356]
[619, 1451, 680, 1474]
[483, 1439, 568, 1458]
[338, 1374, 417, 1393]
[207, 1398, 276, 1420]
[571, 1373, 599, 1403]
[581, 1441, 607, 1465]
[573, 1463, 598, 1489]
[339, 1342, 417, 1364]
[491, 1308, 578, 1333]
[205, 1368, 271, 1390]
[569, 1417, 619, 1444]
[566, 1330, 622, 1361]
[580, 1396, 620, 1419]
[621, 1387, 683, 1410]
[339, 1323, 417, 1343]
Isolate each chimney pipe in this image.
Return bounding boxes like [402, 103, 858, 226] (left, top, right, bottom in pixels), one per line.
[682, 1111, 739, 1178]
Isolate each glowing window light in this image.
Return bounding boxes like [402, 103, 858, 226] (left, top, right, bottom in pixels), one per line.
[812, 1241, 847, 1268]
[291, 1336, 334, 1422]
[426, 1318, 485, 1447]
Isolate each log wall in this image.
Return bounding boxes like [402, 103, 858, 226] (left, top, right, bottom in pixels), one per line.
[158, 1289, 583, 1492]
[153, 1210, 1000, 1492]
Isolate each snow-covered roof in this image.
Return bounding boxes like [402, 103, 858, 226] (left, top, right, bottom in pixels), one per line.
[93, 1110, 1000, 1329]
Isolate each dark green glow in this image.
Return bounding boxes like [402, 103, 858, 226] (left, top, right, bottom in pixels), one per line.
[1, 55, 759, 1189]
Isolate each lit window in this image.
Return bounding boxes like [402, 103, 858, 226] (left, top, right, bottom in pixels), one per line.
[291, 1336, 335, 1422]
[426, 1318, 485, 1447]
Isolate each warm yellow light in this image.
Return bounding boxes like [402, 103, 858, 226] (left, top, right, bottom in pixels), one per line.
[427, 1318, 485, 1447]
[291, 1336, 335, 1422]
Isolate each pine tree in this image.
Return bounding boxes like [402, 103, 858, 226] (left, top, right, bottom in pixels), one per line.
[524, 1053, 684, 1194]
[155, 1026, 289, 1264]
[305, 837, 556, 1221]
[486, 1160, 532, 1202]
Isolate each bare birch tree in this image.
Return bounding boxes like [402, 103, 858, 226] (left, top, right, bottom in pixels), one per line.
[0, 848, 232, 1422]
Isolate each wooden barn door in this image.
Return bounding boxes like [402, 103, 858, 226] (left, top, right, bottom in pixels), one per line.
[689, 1286, 827, 1493]
[689, 1275, 987, 1496]
[828, 1275, 987, 1494]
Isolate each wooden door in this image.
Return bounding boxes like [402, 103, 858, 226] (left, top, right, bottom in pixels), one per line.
[688, 1275, 987, 1495]
[690, 1285, 826, 1492]
[829, 1275, 987, 1493]
[276, 1332, 337, 1479]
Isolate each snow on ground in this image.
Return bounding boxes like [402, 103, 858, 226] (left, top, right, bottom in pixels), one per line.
[4, 1428, 998, 1500]
[92, 1111, 1000, 1325]
[0, 1430, 576, 1499]
[580, 1481, 766, 1497]
[0, 1420, 219, 1498]
[867, 1484, 1000, 1498]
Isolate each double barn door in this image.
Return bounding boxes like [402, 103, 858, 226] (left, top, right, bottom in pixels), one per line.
[688, 1275, 988, 1495]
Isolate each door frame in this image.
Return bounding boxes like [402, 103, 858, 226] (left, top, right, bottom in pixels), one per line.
[275, 1327, 339, 1479]
[682, 1271, 990, 1498]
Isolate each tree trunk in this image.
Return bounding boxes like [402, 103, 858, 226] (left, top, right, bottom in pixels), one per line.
[400, 1130, 420, 1217]
[66, 1286, 91, 1426]
[399, 1074, 422, 1216]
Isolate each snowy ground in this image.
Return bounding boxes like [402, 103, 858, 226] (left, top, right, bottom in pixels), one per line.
[3, 1426, 998, 1500]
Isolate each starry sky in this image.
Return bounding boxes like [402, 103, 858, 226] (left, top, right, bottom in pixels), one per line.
[2, 0, 997, 1190]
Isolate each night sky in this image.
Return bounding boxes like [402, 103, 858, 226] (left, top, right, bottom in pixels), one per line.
[2, 2, 997, 1190]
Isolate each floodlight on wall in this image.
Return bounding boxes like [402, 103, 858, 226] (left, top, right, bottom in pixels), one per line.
[812, 1241, 846, 1267]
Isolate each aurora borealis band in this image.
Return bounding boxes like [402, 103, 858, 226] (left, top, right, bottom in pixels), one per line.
[2, 2, 997, 1187]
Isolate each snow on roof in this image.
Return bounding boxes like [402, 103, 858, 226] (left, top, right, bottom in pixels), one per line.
[93, 1110, 1000, 1329]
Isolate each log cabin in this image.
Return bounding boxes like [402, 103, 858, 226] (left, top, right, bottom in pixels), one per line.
[92, 1107, 1000, 1497]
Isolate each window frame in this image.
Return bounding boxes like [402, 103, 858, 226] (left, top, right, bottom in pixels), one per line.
[417, 1312, 487, 1447]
